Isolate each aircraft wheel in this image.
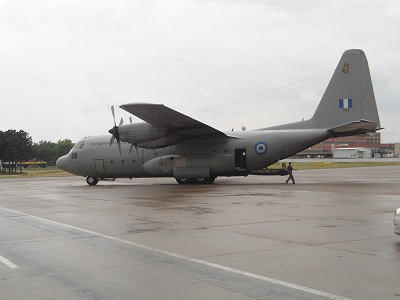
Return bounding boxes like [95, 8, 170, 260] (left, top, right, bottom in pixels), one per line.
[176, 178, 193, 184]
[86, 176, 99, 186]
[194, 177, 210, 184]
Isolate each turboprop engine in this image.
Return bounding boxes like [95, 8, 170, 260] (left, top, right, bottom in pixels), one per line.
[117, 122, 181, 149]
[108, 106, 182, 151]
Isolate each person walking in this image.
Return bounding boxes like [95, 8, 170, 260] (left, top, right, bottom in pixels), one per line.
[285, 162, 296, 184]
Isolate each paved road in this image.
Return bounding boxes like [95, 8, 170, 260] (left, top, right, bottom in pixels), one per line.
[0, 166, 399, 299]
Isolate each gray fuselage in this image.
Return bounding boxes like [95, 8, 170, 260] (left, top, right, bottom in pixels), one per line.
[57, 129, 330, 179]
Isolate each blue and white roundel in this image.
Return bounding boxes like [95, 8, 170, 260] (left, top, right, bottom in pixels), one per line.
[254, 142, 268, 155]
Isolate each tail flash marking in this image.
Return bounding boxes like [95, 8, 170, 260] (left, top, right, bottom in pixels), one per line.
[339, 99, 353, 109]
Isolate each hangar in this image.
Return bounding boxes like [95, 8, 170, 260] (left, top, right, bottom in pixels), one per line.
[332, 147, 371, 159]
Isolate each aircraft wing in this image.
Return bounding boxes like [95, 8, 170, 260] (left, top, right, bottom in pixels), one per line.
[120, 103, 227, 138]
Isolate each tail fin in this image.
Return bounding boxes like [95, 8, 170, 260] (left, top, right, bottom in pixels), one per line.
[311, 49, 381, 131]
[264, 49, 381, 134]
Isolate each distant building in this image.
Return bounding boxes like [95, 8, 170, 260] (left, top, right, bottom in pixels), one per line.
[296, 133, 397, 158]
[395, 144, 400, 158]
[333, 148, 371, 159]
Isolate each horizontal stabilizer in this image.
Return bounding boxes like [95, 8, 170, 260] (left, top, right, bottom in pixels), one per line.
[328, 119, 379, 136]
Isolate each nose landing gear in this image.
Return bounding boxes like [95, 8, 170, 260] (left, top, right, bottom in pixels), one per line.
[86, 176, 99, 186]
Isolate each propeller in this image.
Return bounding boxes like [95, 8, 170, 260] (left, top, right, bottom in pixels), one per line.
[108, 105, 138, 156]
[129, 143, 139, 158]
[108, 105, 123, 154]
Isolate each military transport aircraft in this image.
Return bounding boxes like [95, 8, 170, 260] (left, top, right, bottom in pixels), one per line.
[56, 49, 381, 185]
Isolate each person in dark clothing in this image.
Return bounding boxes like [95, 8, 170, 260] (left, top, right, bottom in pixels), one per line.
[285, 162, 296, 184]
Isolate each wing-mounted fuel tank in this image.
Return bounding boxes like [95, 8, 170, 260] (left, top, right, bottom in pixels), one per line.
[118, 122, 182, 149]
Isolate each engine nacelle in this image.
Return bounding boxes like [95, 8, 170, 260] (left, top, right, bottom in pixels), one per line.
[118, 122, 180, 148]
[137, 136, 182, 149]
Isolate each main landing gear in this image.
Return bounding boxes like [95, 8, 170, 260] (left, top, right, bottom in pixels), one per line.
[175, 177, 216, 184]
[86, 176, 215, 186]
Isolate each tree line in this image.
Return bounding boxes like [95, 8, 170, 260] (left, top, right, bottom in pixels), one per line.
[0, 129, 74, 164]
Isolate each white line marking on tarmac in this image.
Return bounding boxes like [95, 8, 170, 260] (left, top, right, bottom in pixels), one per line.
[0, 254, 19, 269]
[1, 207, 351, 300]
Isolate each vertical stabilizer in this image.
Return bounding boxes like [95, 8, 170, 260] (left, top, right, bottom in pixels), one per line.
[311, 49, 380, 129]
[262, 49, 381, 133]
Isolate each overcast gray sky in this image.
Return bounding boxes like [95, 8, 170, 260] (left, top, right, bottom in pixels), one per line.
[1, 0, 399, 144]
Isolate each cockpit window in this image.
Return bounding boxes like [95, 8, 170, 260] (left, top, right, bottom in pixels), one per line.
[71, 153, 78, 159]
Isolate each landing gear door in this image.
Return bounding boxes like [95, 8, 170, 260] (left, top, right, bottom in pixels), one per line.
[235, 149, 247, 170]
[94, 159, 105, 174]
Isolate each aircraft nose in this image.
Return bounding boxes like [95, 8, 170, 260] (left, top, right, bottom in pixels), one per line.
[56, 155, 68, 171]
[56, 154, 81, 175]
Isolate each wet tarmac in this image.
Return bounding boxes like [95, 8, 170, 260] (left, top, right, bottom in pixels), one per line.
[0, 166, 399, 300]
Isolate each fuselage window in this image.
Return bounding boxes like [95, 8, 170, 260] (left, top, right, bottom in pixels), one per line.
[71, 152, 78, 159]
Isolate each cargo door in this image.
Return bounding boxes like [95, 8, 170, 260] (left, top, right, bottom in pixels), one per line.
[94, 159, 105, 174]
[235, 149, 247, 170]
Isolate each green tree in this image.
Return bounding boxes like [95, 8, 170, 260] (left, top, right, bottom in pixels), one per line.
[0, 129, 33, 172]
[33, 140, 57, 162]
[55, 139, 74, 159]
[0, 129, 33, 161]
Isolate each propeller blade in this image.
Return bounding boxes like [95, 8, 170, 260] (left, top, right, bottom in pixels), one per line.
[129, 144, 140, 158]
[117, 141, 122, 155]
[109, 105, 122, 155]
[111, 105, 116, 126]
[129, 143, 134, 154]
